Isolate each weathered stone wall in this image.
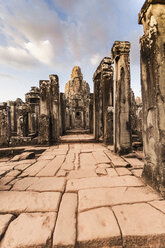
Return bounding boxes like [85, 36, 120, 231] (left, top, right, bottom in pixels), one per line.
[89, 93, 93, 134]
[0, 103, 9, 146]
[93, 57, 113, 144]
[139, 0, 165, 195]
[111, 41, 132, 154]
[59, 93, 66, 136]
[25, 87, 40, 137]
[39, 75, 60, 144]
[65, 66, 90, 130]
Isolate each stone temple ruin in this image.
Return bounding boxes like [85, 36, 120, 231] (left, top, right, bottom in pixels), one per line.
[0, 0, 165, 198]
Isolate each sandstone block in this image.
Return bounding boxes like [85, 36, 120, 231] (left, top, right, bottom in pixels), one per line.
[24, 160, 49, 176]
[0, 214, 14, 239]
[0, 191, 61, 214]
[115, 168, 132, 176]
[77, 207, 122, 248]
[0, 212, 57, 248]
[27, 177, 66, 192]
[53, 193, 77, 248]
[150, 200, 165, 214]
[66, 175, 144, 193]
[78, 186, 161, 212]
[113, 203, 165, 248]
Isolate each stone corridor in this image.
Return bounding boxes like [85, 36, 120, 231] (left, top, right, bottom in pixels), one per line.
[0, 132, 165, 248]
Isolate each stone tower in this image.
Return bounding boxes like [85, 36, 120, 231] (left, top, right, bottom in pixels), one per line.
[65, 66, 90, 129]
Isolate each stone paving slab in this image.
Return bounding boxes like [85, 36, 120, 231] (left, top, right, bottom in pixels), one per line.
[6, 169, 21, 177]
[0, 214, 14, 239]
[53, 193, 77, 248]
[113, 203, 165, 248]
[92, 151, 110, 164]
[106, 168, 118, 177]
[0, 212, 57, 248]
[37, 155, 65, 177]
[24, 160, 49, 176]
[131, 169, 143, 177]
[77, 207, 122, 248]
[14, 163, 33, 171]
[78, 186, 161, 212]
[66, 175, 145, 193]
[0, 191, 61, 214]
[115, 167, 132, 176]
[124, 157, 144, 169]
[0, 176, 15, 185]
[11, 177, 39, 191]
[67, 168, 97, 179]
[149, 200, 165, 214]
[0, 185, 11, 191]
[27, 177, 66, 192]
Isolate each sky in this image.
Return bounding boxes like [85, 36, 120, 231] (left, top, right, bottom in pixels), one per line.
[0, 0, 144, 102]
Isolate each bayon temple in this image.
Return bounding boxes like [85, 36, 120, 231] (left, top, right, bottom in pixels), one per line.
[0, 0, 165, 197]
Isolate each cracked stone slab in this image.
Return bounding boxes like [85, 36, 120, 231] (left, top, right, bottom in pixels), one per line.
[56, 170, 68, 177]
[78, 186, 161, 212]
[0, 191, 61, 214]
[0, 177, 15, 185]
[27, 177, 66, 192]
[37, 155, 65, 177]
[113, 203, 165, 248]
[14, 163, 33, 171]
[0, 214, 15, 239]
[115, 168, 132, 176]
[66, 175, 145, 193]
[92, 151, 110, 164]
[0, 185, 11, 191]
[11, 177, 39, 191]
[77, 207, 122, 248]
[131, 169, 143, 177]
[95, 167, 107, 175]
[149, 200, 165, 214]
[107, 168, 118, 177]
[24, 160, 49, 176]
[0, 212, 57, 248]
[53, 193, 77, 248]
[124, 158, 144, 169]
[6, 170, 21, 177]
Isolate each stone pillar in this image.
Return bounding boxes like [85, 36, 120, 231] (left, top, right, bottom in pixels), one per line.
[0, 103, 9, 146]
[111, 41, 132, 154]
[59, 93, 66, 135]
[39, 80, 50, 144]
[102, 60, 114, 145]
[93, 78, 101, 140]
[50, 74, 60, 142]
[89, 93, 93, 134]
[139, 0, 165, 195]
[9, 101, 17, 136]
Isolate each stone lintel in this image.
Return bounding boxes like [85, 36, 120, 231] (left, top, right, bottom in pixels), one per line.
[111, 41, 130, 60]
[93, 57, 113, 81]
[138, 0, 165, 24]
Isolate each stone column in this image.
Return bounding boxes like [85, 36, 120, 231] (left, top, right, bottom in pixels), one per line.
[93, 78, 101, 140]
[9, 101, 17, 136]
[39, 80, 50, 144]
[89, 93, 93, 134]
[111, 41, 132, 154]
[0, 103, 9, 146]
[139, 0, 165, 195]
[60, 93, 66, 135]
[102, 59, 114, 145]
[50, 74, 60, 142]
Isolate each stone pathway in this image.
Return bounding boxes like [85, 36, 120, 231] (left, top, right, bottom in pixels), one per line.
[0, 133, 165, 247]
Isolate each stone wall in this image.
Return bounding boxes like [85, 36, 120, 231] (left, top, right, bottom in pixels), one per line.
[139, 0, 165, 195]
[111, 41, 132, 154]
[0, 103, 9, 146]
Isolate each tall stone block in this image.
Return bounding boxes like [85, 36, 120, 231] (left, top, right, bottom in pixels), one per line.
[111, 41, 132, 154]
[139, 0, 165, 195]
[89, 93, 93, 134]
[0, 103, 9, 146]
[60, 93, 66, 135]
[9, 101, 17, 136]
[49, 74, 60, 142]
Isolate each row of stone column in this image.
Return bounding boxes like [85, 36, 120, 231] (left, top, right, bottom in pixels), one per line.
[93, 43, 132, 155]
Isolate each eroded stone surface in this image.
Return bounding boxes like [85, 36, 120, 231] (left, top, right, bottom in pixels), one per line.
[0, 214, 14, 239]
[113, 203, 165, 248]
[0, 212, 56, 248]
[149, 200, 165, 214]
[77, 207, 122, 248]
[78, 186, 161, 212]
[0, 191, 61, 213]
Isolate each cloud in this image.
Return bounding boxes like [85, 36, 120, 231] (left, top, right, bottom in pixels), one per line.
[24, 40, 55, 67]
[0, 45, 37, 69]
[90, 54, 102, 66]
[0, 72, 14, 79]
